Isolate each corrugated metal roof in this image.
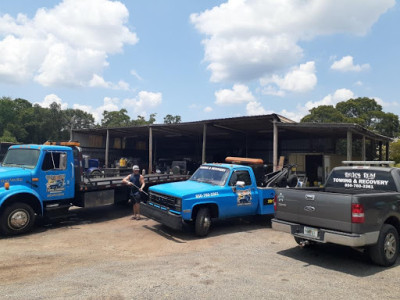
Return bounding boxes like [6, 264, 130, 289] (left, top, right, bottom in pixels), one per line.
[73, 114, 391, 142]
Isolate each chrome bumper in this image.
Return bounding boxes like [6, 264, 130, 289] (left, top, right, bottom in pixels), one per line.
[271, 218, 379, 247]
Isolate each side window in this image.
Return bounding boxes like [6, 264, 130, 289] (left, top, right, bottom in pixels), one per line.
[229, 172, 238, 186]
[42, 152, 67, 171]
[229, 171, 252, 186]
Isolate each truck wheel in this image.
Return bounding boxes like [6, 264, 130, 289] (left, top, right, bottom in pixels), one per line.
[368, 224, 399, 267]
[0, 203, 36, 236]
[195, 207, 211, 237]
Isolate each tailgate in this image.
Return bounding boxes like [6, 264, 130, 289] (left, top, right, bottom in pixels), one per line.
[275, 188, 353, 232]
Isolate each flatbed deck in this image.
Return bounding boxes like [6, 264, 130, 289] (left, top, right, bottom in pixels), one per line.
[80, 173, 190, 191]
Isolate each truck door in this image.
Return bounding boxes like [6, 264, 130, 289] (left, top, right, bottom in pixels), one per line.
[226, 169, 258, 217]
[36, 150, 75, 201]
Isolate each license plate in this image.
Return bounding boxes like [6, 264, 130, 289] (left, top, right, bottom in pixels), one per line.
[304, 226, 319, 238]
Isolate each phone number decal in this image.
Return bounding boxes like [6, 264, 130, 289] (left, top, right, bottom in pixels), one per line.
[195, 192, 219, 199]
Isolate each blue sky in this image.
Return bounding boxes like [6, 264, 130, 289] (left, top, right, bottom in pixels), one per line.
[0, 0, 399, 124]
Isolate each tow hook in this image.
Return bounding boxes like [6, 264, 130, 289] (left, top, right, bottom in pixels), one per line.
[299, 239, 310, 247]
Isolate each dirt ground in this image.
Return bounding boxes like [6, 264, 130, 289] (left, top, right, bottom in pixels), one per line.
[1, 205, 400, 299]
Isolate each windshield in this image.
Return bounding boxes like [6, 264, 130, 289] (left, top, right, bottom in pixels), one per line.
[2, 148, 40, 169]
[326, 169, 397, 191]
[189, 166, 230, 186]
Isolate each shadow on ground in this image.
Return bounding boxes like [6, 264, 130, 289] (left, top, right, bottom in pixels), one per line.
[141, 215, 274, 242]
[277, 242, 399, 277]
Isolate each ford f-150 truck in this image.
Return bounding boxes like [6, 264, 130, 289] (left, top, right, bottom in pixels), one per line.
[141, 157, 296, 236]
[272, 162, 400, 267]
[0, 142, 188, 236]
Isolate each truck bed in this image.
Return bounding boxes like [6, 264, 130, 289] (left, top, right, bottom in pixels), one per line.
[80, 174, 190, 191]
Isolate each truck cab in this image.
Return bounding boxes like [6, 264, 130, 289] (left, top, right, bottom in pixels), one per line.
[0, 144, 76, 235]
[141, 161, 277, 236]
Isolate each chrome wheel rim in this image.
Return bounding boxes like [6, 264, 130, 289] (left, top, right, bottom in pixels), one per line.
[384, 233, 397, 260]
[8, 210, 29, 230]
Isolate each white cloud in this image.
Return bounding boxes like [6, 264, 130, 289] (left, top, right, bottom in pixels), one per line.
[331, 56, 370, 72]
[130, 69, 143, 81]
[204, 106, 213, 113]
[305, 88, 354, 110]
[89, 74, 130, 90]
[260, 61, 317, 95]
[0, 0, 137, 87]
[271, 89, 356, 122]
[246, 101, 272, 116]
[374, 97, 399, 109]
[35, 94, 68, 110]
[123, 91, 162, 117]
[215, 84, 255, 105]
[74, 97, 119, 124]
[278, 109, 305, 122]
[191, 0, 394, 82]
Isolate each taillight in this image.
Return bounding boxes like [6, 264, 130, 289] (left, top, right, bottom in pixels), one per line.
[274, 195, 277, 211]
[351, 204, 365, 223]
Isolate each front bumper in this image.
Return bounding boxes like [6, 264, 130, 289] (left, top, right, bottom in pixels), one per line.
[271, 218, 379, 247]
[140, 202, 183, 231]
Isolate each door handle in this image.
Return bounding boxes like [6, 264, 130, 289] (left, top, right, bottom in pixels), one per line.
[305, 194, 315, 201]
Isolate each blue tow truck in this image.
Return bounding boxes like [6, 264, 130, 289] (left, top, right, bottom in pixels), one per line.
[0, 142, 188, 236]
[141, 157, 297, 236]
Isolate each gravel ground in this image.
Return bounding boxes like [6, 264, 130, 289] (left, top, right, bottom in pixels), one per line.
[0, 205, 399, 299]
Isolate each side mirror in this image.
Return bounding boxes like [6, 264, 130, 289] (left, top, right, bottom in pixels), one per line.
[236, 181, 245, 188]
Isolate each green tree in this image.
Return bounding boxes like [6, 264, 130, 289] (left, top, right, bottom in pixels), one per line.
[302, 97, 399, 138]
[101, 109, 131, 127]
[163, 114, 181, 124]
[0, 129, 18, 143]
[301, 105, 346, 123]
[389, 139, 400, 164]
[372, 112, 399, 138]
[62, 108, 96, 140]
[132, 113, 157, 126]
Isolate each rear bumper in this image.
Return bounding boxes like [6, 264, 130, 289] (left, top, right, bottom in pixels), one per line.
[140, 202, 183, 231]
[271, 218, 379, 247]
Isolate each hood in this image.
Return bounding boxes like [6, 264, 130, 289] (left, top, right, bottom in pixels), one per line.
[149, 180, 224, 198]
[0, 167, 32, 185]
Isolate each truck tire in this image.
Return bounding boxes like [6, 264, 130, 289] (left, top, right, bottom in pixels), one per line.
[0, 202, 36, 236]
[367, 224, 399, 267]
[195, 207, 211, 237]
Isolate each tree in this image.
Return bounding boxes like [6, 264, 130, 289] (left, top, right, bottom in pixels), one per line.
[163, 114, 181, 124]
[62, 108, 96, 140]
[389, 139, 400, 165]
[131, 113, 157, 126]
[301, 105, 346, 123]
[0, 129, 17, 143]
[372, 112, 399, 138]
[301, 97, 399, 138]
[101, 109, 131, 127]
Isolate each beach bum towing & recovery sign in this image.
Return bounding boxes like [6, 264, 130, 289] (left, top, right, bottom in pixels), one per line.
[330, 170, 393, 190]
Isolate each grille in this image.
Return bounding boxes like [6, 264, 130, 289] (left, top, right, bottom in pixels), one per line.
[149, 191, 181, 211]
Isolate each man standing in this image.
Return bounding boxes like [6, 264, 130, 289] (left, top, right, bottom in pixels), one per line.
[122, 165, 145, 220]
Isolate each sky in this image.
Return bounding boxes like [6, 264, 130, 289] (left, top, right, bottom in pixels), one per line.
[0, 0, 399, 124]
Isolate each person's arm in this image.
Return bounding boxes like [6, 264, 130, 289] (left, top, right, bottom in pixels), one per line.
[122, 174, 133, 186]
[139, 175, 145, 191]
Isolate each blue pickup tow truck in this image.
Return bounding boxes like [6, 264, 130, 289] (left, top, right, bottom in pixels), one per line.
[0, 142, 188, 236]
[141, 157, 297, 236]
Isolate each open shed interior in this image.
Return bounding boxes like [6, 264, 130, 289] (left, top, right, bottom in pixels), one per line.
[72, 114, 391, 186]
